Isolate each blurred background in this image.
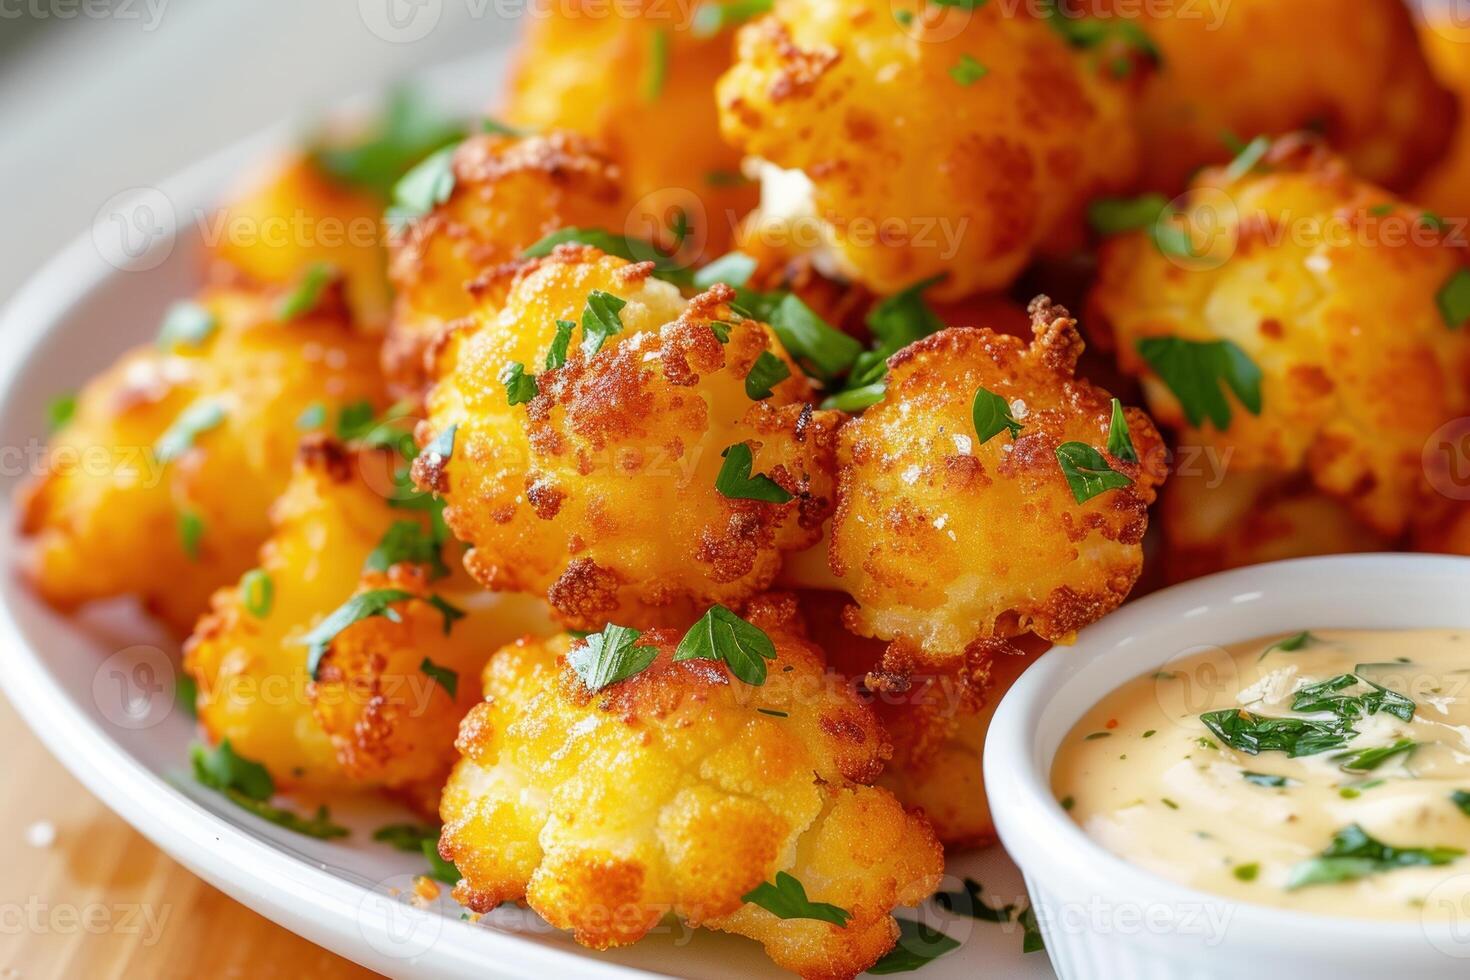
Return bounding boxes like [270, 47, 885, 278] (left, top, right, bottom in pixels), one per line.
[0, 0, 521, 299]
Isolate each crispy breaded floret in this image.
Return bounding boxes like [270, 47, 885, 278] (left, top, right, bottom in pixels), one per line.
[1077, 0, 1455, 193]
[385, 132, 626, 397]
[439, 594, 943, 978]
[716, 0, 1139, 300]
[417, 246, 841, 630]
[18, 283, 385, 633]
[1090, 136, 1470, 537]
[829, 300, 1165, 667]
[206, 154, 393, 330]
[501, 0, 757, 258]
[185, 438, 550, 802]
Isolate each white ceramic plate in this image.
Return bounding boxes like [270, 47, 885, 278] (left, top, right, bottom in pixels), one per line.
[0, 48, 1052, 979]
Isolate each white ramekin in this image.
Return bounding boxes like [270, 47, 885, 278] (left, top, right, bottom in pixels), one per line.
[985, 554, 1470, 980]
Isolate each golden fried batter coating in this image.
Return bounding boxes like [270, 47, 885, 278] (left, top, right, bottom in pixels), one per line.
[206, 154, 392, 330]
[501, 0, 757, 258]
[1078, 0, 1454, 193]
[439, 594, 943, 978]
[418, 246, 841, 630]
[385, 132, 626, 397]
[829, 300, 1165, 666]
[1412, 13, 1470, 221]
[19, 284, 385, 633]
[716, 0, 1139, 300]
[185, 438, 550, 801]
[1090, 136, 1470, 537]
[1161, 468, 1392, 583]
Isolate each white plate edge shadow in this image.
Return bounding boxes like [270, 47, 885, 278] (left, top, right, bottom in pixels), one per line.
[0, 43, 1049, 980]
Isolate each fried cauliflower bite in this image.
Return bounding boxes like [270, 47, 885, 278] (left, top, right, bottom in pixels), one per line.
[19, 283, 385, 634]
[1090, 136, 1470, 537]
[1076, 0, 1454, 194]
[715, 0, 1139, 301]
[828, 300, 1165, 667]
[385, 131, 626, 397]
[206, 154, 393, 330]
[500, 0, 758, 258]
[1412, 13, 1470, 221]
[185, 438, 551, 801]
[416, 246, 841, 631]
[1160, 468, 1392, 583]
[439, 594, 943, 978]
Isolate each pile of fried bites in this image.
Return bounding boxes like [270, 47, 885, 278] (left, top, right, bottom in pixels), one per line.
[19, 0, 1470, 975]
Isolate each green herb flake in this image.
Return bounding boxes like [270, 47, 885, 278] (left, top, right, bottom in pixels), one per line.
[1019, 904, 1044, 953]
[1233, 862, 1260, 882]
[157, 300, 219, 349]
[757, 708, 788, 718]
[934, 878, 1015, 924]
[298, 589, 463, 679]
[1242, 771, 1292, 788]
[499, 361, 539, 406]
[694, 251, 759, 290]
[366, 520, 449, 579]
[240, 569, 274, 619]
[422, 837, 461, 884]
[644, 27, 670, 102]
[1161, 798, 1179, 810]
[1258, 630, 1316, 661]
[178, 510, 205, 561]
[568, 624, 659, 693]
[1201, 708, 1350, 758]
[1452, 790, 1470, 817]
[309, 87, 465, 200]
[46, 392, 77, 433]
[1222, 135, 1271, 183]
[580, 289, 628, 357]
[419, 656, 459, 699]
[1084, 731, 1112, 741]
[1056, 442, 1132, 504]
[278, 263, 335, 320]
[715, 442, 793, 504]
[1136, 337, 1263, 431]
[1106, 397, 1138, 462]
[821, 382, 886, 412]
[949, 54, 989, 86]
[690, 0, 774, 36]
[867, 916, 961, 974]
[1088, 194, 1169, 236]
[1437, 268, 1470, 330]
[1288, 824, 1463, 889]
[836, 275, 944, 404]
[521, 227, 689, 285]
[545, 319, 576, 370]
[676, 604, 779, 686]
[191, 739, 349, 840]
[972, 387, 1023, 444]
[373, 822, 441, 852]
[742, 871, 850, 925]
[1060, 795, 1075, 810]
[176, 673, 198, 718]
[745, 351, 792, 400]
[1333, 739, 1417, 774]
[1142, 729, 1157, 739]
[766, 292, 862, 382]
[1291, 672, 1414, 724]
[386, 143, 458, 231]
[155, 399, 226, 464]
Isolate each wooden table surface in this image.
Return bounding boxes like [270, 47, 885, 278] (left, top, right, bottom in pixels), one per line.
[0, 690, 377, 979]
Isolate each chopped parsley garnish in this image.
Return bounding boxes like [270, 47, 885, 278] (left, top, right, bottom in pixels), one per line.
[580, 289, 628, 357]
[1106, 398, 1138, 462]
[745, 351, 791, 400]
[334, 400, 380, 441]
[972, 387, 1023, 444]
[1287, 824, 1462, 889]
[155, 399, 226, 464]
[191, 740, 348, 840]
[867, 917, 960, 974]
[1135, 337, 1263, 431]
[422, 838, 460, 884]
[1258, 630, 1316, 661]
[1060, 795, 1075, 810]
[693, 251, 759, 290]
[1088, 194, 1169, 236]
[278, 263, 335, 320]
[365, 520, 449, 579]
[708, 320, 732, 343]
[521, 227, 690, 285]
[1200, 707, 1350, 758]
[546, 319, 575, 370]
[1019, 904, 1044, 952]
[675, 604, 778, 686]
[386, 143, 458, 231]
[691, 0, 773, 37]
[1233, 863, 1259, 882]
[499, 360, 539, 406]
[569, 624, 659, 693]
[178, 510, 205, 561]
[156, 300, 218, 349]
[1056, 442, 1132, 504]
[835, 275, 945, 404]
[46, 392, 77, 433]
[1242, 771, 1292, 788]
[949, 54, 989, 86]
[765, 292, 862, 382]
[1161, 798, 1179, 810]
[373, 822, 441, 852]
[1084, 731, 1112, 741]
[821, 382, 886, 412]
[1291, 673, 1415, 724]
[1333, 739, 1417, 774]
[309, 86, 464, 199]
[757, 708, 788, 718]
[1041, 0, 1160, 71]
[644, 27, 670, 102]
[298, 589, 464, 679]
[935, 878, 1015, 924]
[1437, 268, 1470, 330]
[1453, 790, 1470, 817]
[240, 569, 274, 619]
[714, 442, 793, 503]
[1222, 135, 1271, 183]
[742, 872, 849, 925]
[419, 656, 458, 699]
[176, 673, 198, 718]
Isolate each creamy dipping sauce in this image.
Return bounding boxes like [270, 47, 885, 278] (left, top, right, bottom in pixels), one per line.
[1052, 629, 1470, 919]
